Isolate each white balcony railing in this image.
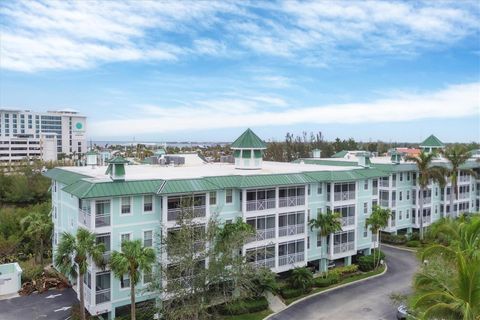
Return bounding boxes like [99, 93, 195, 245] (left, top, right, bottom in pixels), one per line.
[459, 176, 470, 183]
[278, 224, 305, 237]
[458, 193, 469, 199]
[248, 228, 275, 242]
[379, 180, 389, 188]
[251, 258, 275, 269]
[334, 191, 355, 202]
[391, 200, 396, 207]
[278, 252, 304, 266]
[422, 216, 432, 224]
[95, 288, 111, 304]
[333, 242, 355, 254]
[380, 199, 389, 207]
[246, 199, 275, 211]
[372, 188, 378, 196]
[167, 206, 206, 221]
[78, 209, 91, 228]
[84, 285, 92, 307]
[279, 196, 305, 208]
[341, 216, 355, 227]
[422, 197, 431, 205]
[95, 214, 110, 228]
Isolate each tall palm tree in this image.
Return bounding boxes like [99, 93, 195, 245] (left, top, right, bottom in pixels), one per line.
[110, 239, 156, 320]
[365, 205, 391, 269]
[407, 152, 446, 240]
[21, 211, 52, 265]
[54, 228, 105, 320]
[443, 145, 477, 218]
[308, 209, 342, 271]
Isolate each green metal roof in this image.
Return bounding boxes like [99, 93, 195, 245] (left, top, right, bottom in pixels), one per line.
[107, 156, 129, 164]
[305, 169, 386, 182]
[420, 135, 444, 148]
[332, 150, 348, 158]
[43, 168, 90, 185]
[63, 179, 164, 198]
[230, 128, 267, 149]
[158, 179, 219, 194]
[239, 173, 317, 188]
[292, 159, 358, 167]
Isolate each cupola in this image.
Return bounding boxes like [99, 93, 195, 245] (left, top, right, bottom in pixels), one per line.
[86, 150, 98, 167]
[357, 151, 371, 168]
[390, 150, 401, 164]
[105, 156, 128, 181]
[419, 134, 445, 154]
[230, 128, 267, 170]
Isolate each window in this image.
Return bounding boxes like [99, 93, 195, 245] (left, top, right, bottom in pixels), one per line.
[407, 172, 410, 181]
[435, 188, 438, 197]
[400, 173, 403, 181]
[121, 197, 131, 214]
[399, 192, 403, 201]
[308, 185, 311, 196]
[364, 202, 368, 215]
[407, 191, 410, 200]
[121, 273, 130, 289]
[307, 236, 310, 249]
[317, 183, 322, 194]
[363, 226, 368, 238]
[143, 271, 153, 284]
[121, 233, 131, 245]
[316, 207, 322, 216]
[399, 211, 402, 220]
[143, 195, 153, 212]
[317, 232, 322, 247]
[226, 189, 233, 204]
[364, 180, 368, 190]
[144, 230, 153, 247]
[406, 210, 410, 220]
[210, 192, 216, 205]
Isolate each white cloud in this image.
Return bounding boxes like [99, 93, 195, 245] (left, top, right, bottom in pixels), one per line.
[89, 82, 480, 137]
[1, 0, 478, 72]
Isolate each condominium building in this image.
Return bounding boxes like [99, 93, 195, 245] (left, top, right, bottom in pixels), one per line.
[44, 130, 480, 319]
[0, 109, 87, 163]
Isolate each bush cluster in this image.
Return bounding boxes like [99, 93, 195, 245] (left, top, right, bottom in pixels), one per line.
[358, 250, 385, 272]
[334, 264, 359, 275]
[381, 233, 408, 244]
[280, 287, 309, 299]
[314, 276, 338, 288]
[218, 297, 269, 315]
[19, 259, 44, 282]
[406, 240, 421, 247]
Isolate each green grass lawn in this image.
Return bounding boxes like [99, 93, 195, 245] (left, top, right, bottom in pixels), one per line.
[220, 309, 273, 320]
[284, 265, 386, 305]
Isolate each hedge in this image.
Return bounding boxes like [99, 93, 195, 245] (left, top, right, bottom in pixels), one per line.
[280, 287, 308, 299]
[218, 296, 269, 315]
[358, 251, 385, 272]
[381, 233, 407, 244]
[406, 240, 420, 247]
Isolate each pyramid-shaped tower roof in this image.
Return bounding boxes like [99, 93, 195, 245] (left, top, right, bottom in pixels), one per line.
[231, 128, 267, 149]
[420, 134, 444, 148]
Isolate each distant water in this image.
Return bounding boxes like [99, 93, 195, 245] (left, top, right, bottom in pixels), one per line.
[93, 141, 229, 147]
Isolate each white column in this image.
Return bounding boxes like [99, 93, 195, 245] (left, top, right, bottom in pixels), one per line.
[241, 189, 247, 214]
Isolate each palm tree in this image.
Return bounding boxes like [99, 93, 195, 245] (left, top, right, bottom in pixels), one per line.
[288, 267, 314, 292]
[365, 205, 391, 269]
[54, 228, 105, 320]
[110, 239, 156, 320]
[443, 145, 477, 218]
[407, 152, 446, 240]
[308, 209, 342, 271]
[21, 211, 52, 266]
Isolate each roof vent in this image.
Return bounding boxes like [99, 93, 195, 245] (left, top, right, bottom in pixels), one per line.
[105, 156, 128, 181]
[357, 152, 371, 168]
[312, 149, 321, 158]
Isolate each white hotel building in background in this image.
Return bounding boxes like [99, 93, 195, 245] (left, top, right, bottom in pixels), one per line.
[0, 109, 87, 163]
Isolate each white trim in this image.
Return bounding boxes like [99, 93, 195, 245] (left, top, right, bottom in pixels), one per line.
[142, 194, 154, 215]
[120, 196, 133, 216]
[142, 229, 154, 248]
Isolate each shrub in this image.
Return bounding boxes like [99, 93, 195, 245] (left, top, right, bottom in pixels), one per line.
[252, 268, 278, 295]
[19, 259, 43, 282]
[219, 297, 269, 316]
[381, 233, 407, 244]
[358, 255, 375, 272]
[406, 240, 420, 247]
[288, 267, 313, 291]
[314, 277, 338, 288]
[280, 287, 307, 299]
[335, 264, 359, 276]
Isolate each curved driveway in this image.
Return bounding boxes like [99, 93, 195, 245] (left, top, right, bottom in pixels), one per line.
[270, 245, 418, 320]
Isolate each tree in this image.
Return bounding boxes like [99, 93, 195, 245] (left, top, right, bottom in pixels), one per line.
[308, 209, 342, 271]
[443, 145, 477, 218]
[21, 210, 52, 265]
[365, 205, 391, 269]
[110, 239, 156, 320]
[412, 216, 480, 319]
[407, 152, 446, 240]
[54, 228, 105, 320]
[153, 206, 256, 320]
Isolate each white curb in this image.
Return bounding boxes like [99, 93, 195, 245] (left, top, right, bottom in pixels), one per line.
[263, 264, 388, 320]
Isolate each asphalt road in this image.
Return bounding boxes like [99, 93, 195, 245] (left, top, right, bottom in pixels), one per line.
[270, 245, 418, 320]
[0, 288, 78, 320]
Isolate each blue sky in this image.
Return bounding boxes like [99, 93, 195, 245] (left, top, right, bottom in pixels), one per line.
[1, 1, 479, 143]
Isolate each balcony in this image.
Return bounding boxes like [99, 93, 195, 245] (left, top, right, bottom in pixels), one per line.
[279, 196, 305, 208]
[167, 206, 206, 221]
[278, 252, 304, 266]
[84, 286, 92, 307]
[248, 228, 275, 242]
[341, 216, 355, 227]
[246, 199, 275, 212]
[278, 224, 305, 237]
[251, 258, 275, 269]
[372, 187, 378, 196]
[422, 216, 431, 224]
[391, 218, 396, 227]
[333, 191, 355, 202]
[459, 193, 469, 200]
[78, 209, 91, 228]
[380, 199, 389, 207]
[421, 197, 431, 205]
[102, 252, 111, 265]
[333, 241, 355, 254]
[459, 176, 470, 183]
[95, 288, 111, 304]
[95, 214, 110, 228]
[379, 180, 389, 188]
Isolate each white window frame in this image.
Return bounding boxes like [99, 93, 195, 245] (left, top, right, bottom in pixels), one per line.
[119, 232, 132, 251]
[120, 196, 132, 216]
[143, 229, 153, 248]
[143, 270, 153, 285]
[364, 180, 368, 190]
[210, 191, 217, 206]
[225, 189, 233, 204]
[120, 273, 130, 290]
[363, 202, 368, 215]
[142, 195, 154, 214]
[317, 183, 322, 195]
